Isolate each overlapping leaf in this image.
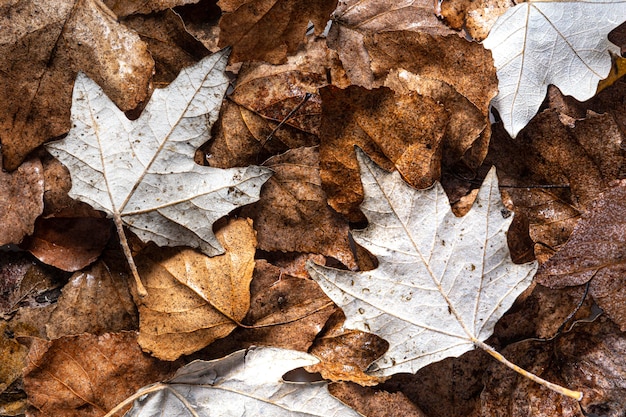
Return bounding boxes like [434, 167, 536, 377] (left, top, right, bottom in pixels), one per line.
[307, 149, 538, 376]
[484, 0, 626, 137]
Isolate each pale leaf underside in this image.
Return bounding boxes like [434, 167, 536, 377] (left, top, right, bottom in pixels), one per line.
[46, 50, 272, 256]
[122, 347, 364, 417]
[484, 0, 626, 137]
[307, 149, 538, 376]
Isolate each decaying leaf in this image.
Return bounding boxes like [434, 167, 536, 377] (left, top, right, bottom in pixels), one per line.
[23, 332, 179, 417]
[436, 0, 512, 40]
[483, 0, 626, 137]
[0, 158, 44, 246]
[45, 50, 272, 293]
[0, 0, 154, 170]
[537, 180, 626, 331]
[319, 85, 448, 221]
[134, 218, 256, 360]
[307, 149, 538, 376]
[218, 0, 338, 64]
[242, 147, 357, 269]
[122, 347, 363, 416]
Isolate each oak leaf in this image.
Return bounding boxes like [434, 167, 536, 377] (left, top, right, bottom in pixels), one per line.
[134, 218, 256, 360]
[483, 0, 626, 137]
[122, 347, 363, 416]
[307, 149, 538, 377]
[0, 0, 154, 170]
[45, 50, 272, 293]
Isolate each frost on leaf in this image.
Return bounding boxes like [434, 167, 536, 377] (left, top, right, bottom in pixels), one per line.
[483, 0, 626, 137]
[123, 347, 364, 417]
[307, 148, 538, 377]
[45, 50, 272, 257]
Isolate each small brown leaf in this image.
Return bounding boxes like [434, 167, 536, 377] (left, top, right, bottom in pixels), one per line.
[134, 218, 256, 360]
[329, 383, 428, 417]
[217, 0, 338, 64]
[23, 332, 180, 417]
[242, 147, 357, 269]
[0, 158, 44, 246]
[0, 0, 154, 170]
[319, 85, 448, 221]
[436, 0, 512, 40]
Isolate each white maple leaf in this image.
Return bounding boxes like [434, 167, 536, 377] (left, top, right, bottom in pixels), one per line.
[483, 0, 626, 137]
[45, 50, 272, 294]
[114, 347, 363, 417]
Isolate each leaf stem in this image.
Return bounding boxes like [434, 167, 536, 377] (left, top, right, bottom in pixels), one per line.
[103, 383, 166, 417]
[113, 215, 147, 297]
[475, 340, 583, 400]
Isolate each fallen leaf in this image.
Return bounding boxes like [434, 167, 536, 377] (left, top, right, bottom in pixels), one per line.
[482, 316, 626, 417]
[217, 0, 337, 63]
[23, 332, 180, 417]
[134, 218, 256, 360]
[21, 214, 111, 272]
[45, 259, 138, 339]
[0, 0, 154, 170]
[307, 149, 538, 378]
[537, 180, 626, 330]
[45, 50, 272, 293]
[436, 0, 512, 40]
[242, 147, 357, 269]
[328, 383, 428, 417]
[319, 85, 448, 221]
[327, 0, 454, 86]
[123, 347, 364, 416]
[121, 9, 211, 87]
[483, 0, 626, 137]
[0, 321, 28, 394]
[102, 0, 199, 16]
[0, 158, 44, 246]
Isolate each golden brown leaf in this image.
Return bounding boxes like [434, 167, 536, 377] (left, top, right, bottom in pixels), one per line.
[0, 0, 154, 170]
[0, 322, 28, 395]
[218, 0, 337, 63]
[0, 158, 43, 246]
[102, 0, 199, 16]
[319, 85, 448, 221]
[436, 0, 512, 40]
[134, 218, 256, 360]
[23, 332, 179, 417]
[242, 147, 356, 269]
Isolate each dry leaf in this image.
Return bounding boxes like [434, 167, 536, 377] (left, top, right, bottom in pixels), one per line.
[124, 347, 363, 416]
[0, 0, 154, 170]
[0, 322, 28, 394]
[537, 180, 626, 330]
[483, 0, 626, 137]
[0, 158, 43, 245]
[45, 259, 138, 339]
[218, 0, 338, 63]
[134, 218, 256, 360]
[436, 0, 512, 40]
[319, 85, 448, 221]
[307, 149, 538, 377]
[242, 147, 357, 269]
[329, 383, 428, 417]
[23, 332, 179, 417]
[102, 0, 199, 16]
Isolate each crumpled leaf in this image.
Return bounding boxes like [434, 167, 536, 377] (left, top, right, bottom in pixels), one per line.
[242, 147, 357, 269]
[134, 218, 256, 360]
[0, 0, 154, 170]
[125, 346, 363, 416]
[435, 0, 512, 41]
[483, 0, 626, 137]
[307, 149, 538, 376]
[218, 0, 338, 64]
[45, 50, 272, 258]
[537, 180, 626, 331]
[23, 332, 179, 417]
[0, 158, 43, 245]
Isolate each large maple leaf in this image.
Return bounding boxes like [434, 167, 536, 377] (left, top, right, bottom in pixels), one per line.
[307, 149, 582, 399]
[46, 50, 272, 294]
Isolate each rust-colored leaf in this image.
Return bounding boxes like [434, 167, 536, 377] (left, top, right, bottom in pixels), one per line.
[0, 158, 43, 246]
[242, 147, 356, 269]
[218, 0, 337, 63]
[0, 0, 154, 170]
[537, 180, 626, 330]
[134, 218, 256, 360]
[319, 85, 448, 221]
[23, 332, 179, 417]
